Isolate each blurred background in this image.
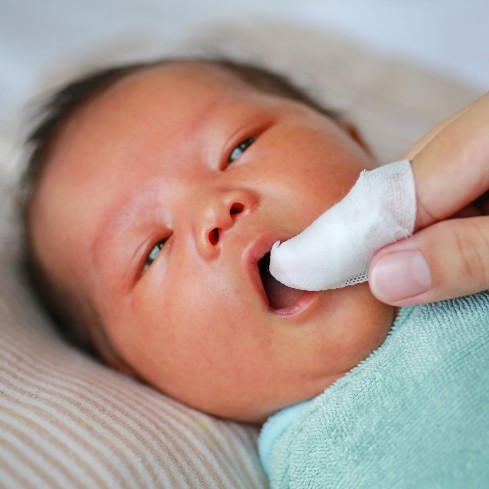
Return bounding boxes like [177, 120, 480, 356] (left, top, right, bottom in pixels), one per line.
[1, 0, 487, 144]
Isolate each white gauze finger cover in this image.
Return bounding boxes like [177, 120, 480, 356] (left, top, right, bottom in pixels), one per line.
[269, 159, 416, 290]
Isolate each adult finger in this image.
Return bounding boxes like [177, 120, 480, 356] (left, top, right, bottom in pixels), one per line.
[406, 92, 489, 230]
[369, 216, 489, 306]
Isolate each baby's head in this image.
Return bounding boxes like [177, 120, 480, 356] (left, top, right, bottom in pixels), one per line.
[24, 58, 396, 422]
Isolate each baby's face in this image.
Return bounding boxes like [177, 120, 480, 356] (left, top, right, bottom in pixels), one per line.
[32, 63, 395, 422]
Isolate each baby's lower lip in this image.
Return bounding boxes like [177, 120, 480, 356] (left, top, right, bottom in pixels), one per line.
[268, 290, 317, 316]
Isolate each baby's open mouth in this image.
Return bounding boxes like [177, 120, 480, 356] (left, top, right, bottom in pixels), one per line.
[258, 252, 305, 310]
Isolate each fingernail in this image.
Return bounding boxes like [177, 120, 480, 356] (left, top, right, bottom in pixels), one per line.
[370, 251, 432, 301]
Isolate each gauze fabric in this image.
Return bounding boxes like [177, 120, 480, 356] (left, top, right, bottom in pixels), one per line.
[269, 159, 416, 290]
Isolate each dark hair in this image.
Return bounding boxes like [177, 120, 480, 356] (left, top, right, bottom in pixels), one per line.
[21, 56, 338, 359]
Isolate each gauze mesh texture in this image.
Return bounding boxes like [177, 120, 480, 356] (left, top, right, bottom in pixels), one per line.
[270, 160, 416, 290]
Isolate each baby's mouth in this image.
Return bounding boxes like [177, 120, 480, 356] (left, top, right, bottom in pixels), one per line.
[258, 252, 305, 310]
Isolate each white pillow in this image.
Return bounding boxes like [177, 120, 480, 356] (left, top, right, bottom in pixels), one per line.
[0, 21, 479, 489]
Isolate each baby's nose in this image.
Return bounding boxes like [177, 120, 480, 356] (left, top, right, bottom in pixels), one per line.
[195, 189, 257, 259]
[207, 202, 245, 245]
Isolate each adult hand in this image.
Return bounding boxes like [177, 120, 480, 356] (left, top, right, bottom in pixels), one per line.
[369, 92, 489, 306]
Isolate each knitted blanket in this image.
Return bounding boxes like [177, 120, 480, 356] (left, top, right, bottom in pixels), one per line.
[259, 292, 489, 488]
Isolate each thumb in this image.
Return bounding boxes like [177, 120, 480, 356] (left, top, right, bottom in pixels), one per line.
[369, 217, 489, 306]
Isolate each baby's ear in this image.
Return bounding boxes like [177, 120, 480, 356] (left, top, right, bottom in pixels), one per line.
[338, 119, 374, 157]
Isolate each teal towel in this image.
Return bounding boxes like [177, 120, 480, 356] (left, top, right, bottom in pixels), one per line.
[259, 292, 489, 488]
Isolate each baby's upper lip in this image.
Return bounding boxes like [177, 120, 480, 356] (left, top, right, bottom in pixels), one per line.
[242, 232, 318, 315]
[242, 233, 279, 304]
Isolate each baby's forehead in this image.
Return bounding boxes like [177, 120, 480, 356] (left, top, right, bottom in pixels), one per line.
[98, 62, 255, 106]
[40, 61, 269, 215]
[42, 59, 325, 204]
[46, 64, 240, 161]
[61, 62, 258, 141]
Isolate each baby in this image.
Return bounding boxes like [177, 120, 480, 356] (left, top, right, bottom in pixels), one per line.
[23, 57, 489, 485]
[24, 57, 395, 423]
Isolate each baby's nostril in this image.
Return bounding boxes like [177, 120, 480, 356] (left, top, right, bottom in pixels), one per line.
[230, 203, 244, 216]
[208, 203, 243, 246]
[209, 228, 220, 245]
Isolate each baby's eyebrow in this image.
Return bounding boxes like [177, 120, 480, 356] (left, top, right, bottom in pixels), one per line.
[90, 185, 159, 268]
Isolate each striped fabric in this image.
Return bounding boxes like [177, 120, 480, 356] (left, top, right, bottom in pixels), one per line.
[0, 24, 478, 489]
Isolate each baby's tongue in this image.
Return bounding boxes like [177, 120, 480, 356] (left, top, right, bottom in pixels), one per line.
[260, 255, 304, 310]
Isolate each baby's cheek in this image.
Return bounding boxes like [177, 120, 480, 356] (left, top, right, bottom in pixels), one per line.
[354, 285, 396, 349]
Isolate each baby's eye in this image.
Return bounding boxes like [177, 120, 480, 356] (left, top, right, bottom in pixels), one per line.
[227, 137, 256, 164]
[143, 239, 167, 273]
